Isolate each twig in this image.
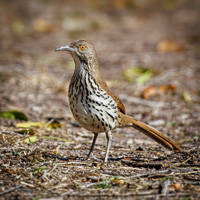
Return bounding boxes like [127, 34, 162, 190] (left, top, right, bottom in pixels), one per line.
[20, 182, 35, 188]
[42, 153, 69, 161]
[121, 160, 163, 169]
[0, 185, 22, 196]
[61, 191, 193, 198]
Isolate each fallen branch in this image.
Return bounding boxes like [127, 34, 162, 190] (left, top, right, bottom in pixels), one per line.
[121, 160, 164, 169]
[0, 185, 22, 196]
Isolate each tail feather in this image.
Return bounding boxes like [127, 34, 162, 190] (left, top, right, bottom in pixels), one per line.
[119, 113, 182, 152]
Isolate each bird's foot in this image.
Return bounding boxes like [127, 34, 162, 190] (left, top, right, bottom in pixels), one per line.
[87, 153, 101, 162]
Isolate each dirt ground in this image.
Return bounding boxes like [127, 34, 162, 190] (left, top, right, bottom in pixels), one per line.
[0, 0, 200, 199]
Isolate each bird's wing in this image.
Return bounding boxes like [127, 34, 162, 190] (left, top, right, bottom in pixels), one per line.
[98, 78, 126, 114]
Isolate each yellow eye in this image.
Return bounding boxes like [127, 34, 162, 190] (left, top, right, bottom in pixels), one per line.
[80, 45, 86, 51]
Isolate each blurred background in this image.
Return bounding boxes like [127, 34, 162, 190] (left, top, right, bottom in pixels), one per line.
[0, 0, 199, 121]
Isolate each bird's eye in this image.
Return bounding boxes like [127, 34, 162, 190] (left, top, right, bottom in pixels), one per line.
[80, 45, 86, 51]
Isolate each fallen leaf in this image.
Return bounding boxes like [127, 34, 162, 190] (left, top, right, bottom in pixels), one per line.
[33, 19, 56, 33]
[16, 122, 45, 128]
[124, 157, 131, 161]
[111, 177, 125, 185]
[157, 40, 187, 53]
[33, 166, 47, 175]
[16, 121, 62, 129]
[123, 67, 155, 84]
[162, 164, 168, 168]
[168, 182, 182, 192]
[136, 72, 152, 84]
[183, 90, 193, 103]
[16, 128, 36, 135]
[142, 85, 157, 99]
[142, 84, 176, 99]
[47, 121, 62, 129]
[0, 110, 28, 121]
[191, 185, 200, 192]
[24, 135, 37, 144]
[158, 84, 176, 94]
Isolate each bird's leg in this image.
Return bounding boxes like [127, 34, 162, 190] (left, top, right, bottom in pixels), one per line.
[87, 133, 98, 159]
[104, 131, 112, 162]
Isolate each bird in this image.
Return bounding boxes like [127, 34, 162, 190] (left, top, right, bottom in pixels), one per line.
[55, 40, 182, 162]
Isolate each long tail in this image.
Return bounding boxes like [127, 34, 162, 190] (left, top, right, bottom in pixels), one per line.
[119, 113, 182, 152]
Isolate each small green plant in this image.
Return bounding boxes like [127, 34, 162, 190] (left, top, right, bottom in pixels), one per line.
[96, 180, 112, 189]
[33, 166, 47, 175]
[13, 151, 19, 156]
[183, 197, 191, 200]
[0, 110, 28, 121]
[167, 176, 173, 180]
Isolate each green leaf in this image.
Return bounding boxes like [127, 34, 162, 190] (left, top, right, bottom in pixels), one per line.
[16, 122, 45, 128]
[123, 67, 155, 84]
[95, 181, 112, 189]
[33, 166, 47, 175]
[0, 110, 28, 121]
[167, 122, 174, 127]
[16, 121, 62, 129]
[24, 135, 37, 144]
[136, 71, 152, 84]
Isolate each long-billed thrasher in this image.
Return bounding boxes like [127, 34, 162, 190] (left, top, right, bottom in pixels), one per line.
[55, 40, 182, 162]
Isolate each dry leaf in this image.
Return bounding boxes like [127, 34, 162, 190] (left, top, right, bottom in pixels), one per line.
[142, 84, 176, 99]
[168, 182, 182, 192]
[111, 177, 125, 185]
[162, 163, 168, 168]
[142, 85, 157, 99]
[47, 121, 62, 129]
[158, 84, 176, 94]
[183, 90, 193, 103]
[124, 157, 131, 161]
[33, 19, 56, 33]
[157, 40, 187, 53]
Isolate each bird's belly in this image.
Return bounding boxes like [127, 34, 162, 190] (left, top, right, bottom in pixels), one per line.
[69, 93, 118, 133]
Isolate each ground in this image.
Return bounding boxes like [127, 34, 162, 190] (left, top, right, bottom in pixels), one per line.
[0, 0, 200, 199]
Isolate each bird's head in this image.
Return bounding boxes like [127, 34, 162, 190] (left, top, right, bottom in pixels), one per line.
[55, 40, 97, 68]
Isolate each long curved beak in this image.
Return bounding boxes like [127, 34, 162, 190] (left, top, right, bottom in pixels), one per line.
[55, 45, 74, 52]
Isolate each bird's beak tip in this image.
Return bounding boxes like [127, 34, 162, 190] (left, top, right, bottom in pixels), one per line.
[55, 45, 74, 52]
